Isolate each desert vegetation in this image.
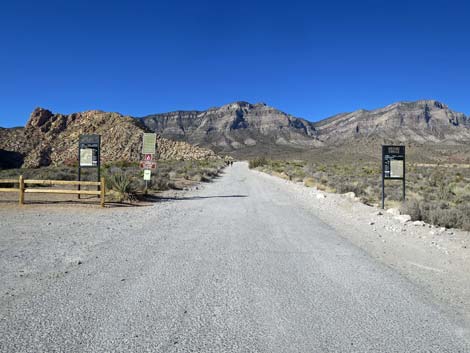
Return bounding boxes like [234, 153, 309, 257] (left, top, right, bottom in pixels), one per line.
[250, 158, 470, 231]
[0, 159, 225, 203]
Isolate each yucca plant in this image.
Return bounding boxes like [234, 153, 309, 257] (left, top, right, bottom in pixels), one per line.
[107, 172, 137, 202]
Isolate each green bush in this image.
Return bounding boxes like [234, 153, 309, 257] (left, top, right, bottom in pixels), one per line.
[249, 156, 268, 169]
[106, 172, 137, 202]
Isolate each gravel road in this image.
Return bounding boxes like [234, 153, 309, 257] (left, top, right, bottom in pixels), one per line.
[1, 162, 469, 352]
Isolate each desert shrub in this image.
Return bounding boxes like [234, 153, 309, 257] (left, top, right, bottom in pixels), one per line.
[427, 205, 461, 229]
[304, 177, 316, 188]
[335, 181, 363, 195]
[401, 199, 422, 220]
[151, 176, 169, 191]
[249, 156, 268, 169]
[106, 172, 137, 202]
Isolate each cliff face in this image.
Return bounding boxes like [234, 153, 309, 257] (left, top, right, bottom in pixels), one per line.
[0, 108, 218, 168]
[140, 102, 322, 152]
[314, 100, 470, 144]
[140, 100, 470, 151]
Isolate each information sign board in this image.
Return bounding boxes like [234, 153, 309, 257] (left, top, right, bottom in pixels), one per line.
[381, 145, 405, 208]
[78, 134, 101, 198]
[142, 133, 156, 155]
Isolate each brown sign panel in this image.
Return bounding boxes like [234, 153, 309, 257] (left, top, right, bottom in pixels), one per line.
[140, 161, 157, 170]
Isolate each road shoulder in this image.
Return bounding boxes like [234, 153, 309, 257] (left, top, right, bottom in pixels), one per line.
[253, 168, 470, 333]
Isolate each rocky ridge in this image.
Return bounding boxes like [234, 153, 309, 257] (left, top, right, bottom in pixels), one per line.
[140, 100, 470, 150]
[140, 101, 322, 152]
[0, 108, 218, 168]
[314, 100, 470, 144]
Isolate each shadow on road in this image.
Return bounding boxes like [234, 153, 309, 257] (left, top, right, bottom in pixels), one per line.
[142, 194, 248, 202]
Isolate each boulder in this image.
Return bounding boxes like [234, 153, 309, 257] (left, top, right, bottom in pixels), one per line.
[395, 215, 411, 224]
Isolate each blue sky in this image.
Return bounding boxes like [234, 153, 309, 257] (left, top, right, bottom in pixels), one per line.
[1, 0, 469, 127]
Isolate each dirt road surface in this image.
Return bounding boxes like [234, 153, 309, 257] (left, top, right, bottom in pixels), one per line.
[1, 162, 469, 352]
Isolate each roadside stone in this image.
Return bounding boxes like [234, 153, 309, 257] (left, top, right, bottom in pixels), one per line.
[395, 215, 411, 224]
[386, 208, 400, 216]
[316, 193, 326, 199]
[412, 221, 425, 226]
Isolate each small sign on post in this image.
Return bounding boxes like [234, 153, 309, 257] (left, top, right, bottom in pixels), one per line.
[143, 170, 151, 181]
[141, 133, 157, 190]
[140, 161, 157, 170]
[382, 145, 406, 209]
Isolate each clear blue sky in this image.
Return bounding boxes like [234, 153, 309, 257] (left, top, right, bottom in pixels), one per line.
[1, 0, 469, 127]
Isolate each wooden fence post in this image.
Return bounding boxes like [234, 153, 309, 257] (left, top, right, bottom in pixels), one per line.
[19, 175, 24, 205]
[100, 177, 105, 208]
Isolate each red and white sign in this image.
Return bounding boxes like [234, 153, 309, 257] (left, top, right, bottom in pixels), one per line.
[140, 161, 157, 170]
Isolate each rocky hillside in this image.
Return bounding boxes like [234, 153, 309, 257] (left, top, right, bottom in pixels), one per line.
[2, 99, 468, 168]
[140, 100, 470, 150]
[314, 100, 470, 145]
[140, 101, 322, 152]
[0, 108, 218, 168]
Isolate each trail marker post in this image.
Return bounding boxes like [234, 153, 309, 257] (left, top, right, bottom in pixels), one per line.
[382, 145, 405, 209]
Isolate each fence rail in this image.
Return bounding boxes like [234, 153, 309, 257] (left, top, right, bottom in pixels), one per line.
[0, 176, 105, 207]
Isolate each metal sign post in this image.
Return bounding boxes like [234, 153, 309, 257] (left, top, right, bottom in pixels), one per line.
[382, 145, 405, 209]
[141, 133, 157, 191]
[78, 135, 101, 199]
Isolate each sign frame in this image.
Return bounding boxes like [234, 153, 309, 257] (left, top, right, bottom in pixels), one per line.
[142, 133, 157, 155]
[381, 145, 405, 209]
[78, 134, 101, 198]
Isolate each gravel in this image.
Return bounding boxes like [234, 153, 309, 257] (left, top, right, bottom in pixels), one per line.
[0, 162, 469, 352]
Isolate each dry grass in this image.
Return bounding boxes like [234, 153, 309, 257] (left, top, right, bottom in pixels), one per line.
[253, 157, 470, 231]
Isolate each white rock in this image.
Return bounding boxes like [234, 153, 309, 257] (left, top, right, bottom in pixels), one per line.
[316, 194, 326, 199]
[412, 221, 425, 227]
[343, 192, 356, 199]
[395, 215, 411, 224]
[386, 208, 401, 216]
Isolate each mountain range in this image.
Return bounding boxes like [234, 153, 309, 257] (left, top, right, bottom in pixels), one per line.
[1, 99, 469, 168]
[140, 100, 470, 151]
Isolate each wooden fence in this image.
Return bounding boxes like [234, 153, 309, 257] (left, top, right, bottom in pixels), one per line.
[0, 176, 105, 207]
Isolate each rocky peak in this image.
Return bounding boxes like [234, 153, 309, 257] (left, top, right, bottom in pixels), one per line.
[0, 108, 220, 168]
[26, 108, 53, 128]
[140, 101, 321, 151]
[219, 101, 253, 111]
